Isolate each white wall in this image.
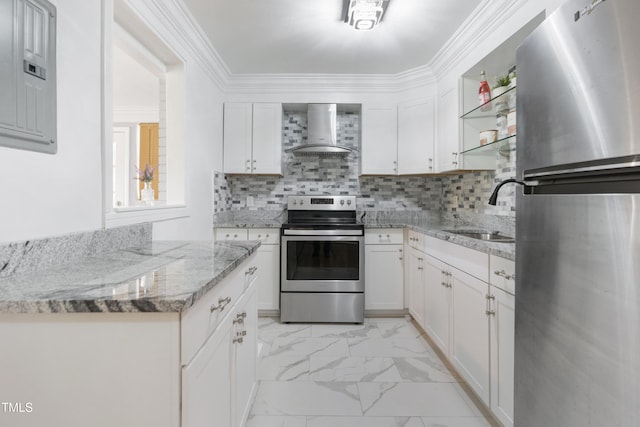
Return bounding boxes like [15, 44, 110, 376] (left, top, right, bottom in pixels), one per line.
[0, 0, 103, 243]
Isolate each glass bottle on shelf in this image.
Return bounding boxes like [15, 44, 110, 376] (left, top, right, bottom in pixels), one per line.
[479, 70, 491, 111]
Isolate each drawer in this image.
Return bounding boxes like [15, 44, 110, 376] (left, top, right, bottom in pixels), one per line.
[248, 228, 280, 245]
[181, 254, 257, 365]
[489, 254, 515, 295]
[425, 235, 488, 283]
[406, 229, 426, 252]
[215, 228, 248, 241]
[365, 228, 403, 245]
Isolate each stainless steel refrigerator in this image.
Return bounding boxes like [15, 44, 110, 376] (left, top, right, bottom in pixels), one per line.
[515, 0, 640, 425]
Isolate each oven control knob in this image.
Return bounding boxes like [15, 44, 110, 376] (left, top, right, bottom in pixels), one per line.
[293, 200, 297, 205]
[300, 199, 304, 205]
[347, 200, 352, 205]
[340, 200, 345, 205]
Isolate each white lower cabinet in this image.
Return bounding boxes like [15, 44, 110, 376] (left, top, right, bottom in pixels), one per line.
[423, 254, 451, 356]
[406, 245, 425, 327]
[216, 228, 281, 312]
[233, 283, 258, 426]
[407, 232, 515, 427]
[489, 254, 515, 427]
[364, 229, 404, 310]
[182, 317, 233, 427]
[489, 285, 515, 427]
[450, 266, 491, 404]
[182, 259, 259, 427]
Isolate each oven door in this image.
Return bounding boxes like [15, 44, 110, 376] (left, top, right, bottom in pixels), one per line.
[281, 234, 364, 293]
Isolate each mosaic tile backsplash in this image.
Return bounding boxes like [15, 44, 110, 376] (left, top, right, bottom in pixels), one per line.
[213, 111, 516, 218]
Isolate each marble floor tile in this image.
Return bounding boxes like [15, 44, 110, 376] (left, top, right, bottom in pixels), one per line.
[258, 318, 312, 343]
[368, 318, 423, 339]
[311, 322, 382, 339]
[348, 336, 430, 358]
[250, 318, 493, 426]
[309, 355, 402, 382]
[421, 417, 491, 427]
[245, 415, 307, 427]
[358, 382, 478, 417]
[258, 355, 310, 381]
[251, 381, 362, 416]
[270, 337, 350, 359]
[393, 356, 457, 383]
[307, 415, 426, 427]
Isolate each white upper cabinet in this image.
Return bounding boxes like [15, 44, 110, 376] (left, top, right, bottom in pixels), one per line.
[398, 98, 435, 174]
[361, 103, 398, 175]
[361, 100, 435, 176]
[436, 84, 461, 172]
[223, 102, 282, 175]
[251, 103, 283, 174]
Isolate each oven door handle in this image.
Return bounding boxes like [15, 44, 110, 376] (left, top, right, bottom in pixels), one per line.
[283, 229, 363, 236]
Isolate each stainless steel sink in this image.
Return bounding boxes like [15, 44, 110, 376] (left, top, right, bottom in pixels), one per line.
[444, 230, 515, 243]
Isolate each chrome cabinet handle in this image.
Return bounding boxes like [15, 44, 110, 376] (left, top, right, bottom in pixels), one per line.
[211, 296, 231, 312]
[494, 269, 515, 280]
[486, 310, 496, 316]
[233, 336, 244, 344]
[233, 312, 247, 325]
[245, 266, 258, 275]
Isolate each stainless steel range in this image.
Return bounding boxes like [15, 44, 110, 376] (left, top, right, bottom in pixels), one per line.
[280, 195, 364, 323]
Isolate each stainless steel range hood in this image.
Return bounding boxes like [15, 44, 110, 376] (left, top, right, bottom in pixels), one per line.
[286, 104, 353, 158]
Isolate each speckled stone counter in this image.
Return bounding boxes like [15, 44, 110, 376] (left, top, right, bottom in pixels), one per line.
[0, 240, 261, 314]
[213, 209, 515, 260]
[214, 210, 285, 228]
[362, 211, 515, 261]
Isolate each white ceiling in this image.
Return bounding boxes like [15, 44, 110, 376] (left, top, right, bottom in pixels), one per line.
[181, 0, 482, 75]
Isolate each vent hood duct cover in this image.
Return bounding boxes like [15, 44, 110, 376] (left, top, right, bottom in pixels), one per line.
[286, 104, 352, 158]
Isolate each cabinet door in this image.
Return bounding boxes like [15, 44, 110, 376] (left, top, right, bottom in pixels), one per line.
[256, 243, 280, 311]
[451, 267, 490, 404]
[490, 285, 515, 427]
[398, 98, 435, 174]
[224, 103, 253, 174]
[215, 228, 249, 242]
[251, 103, 282, 175]
[423, 255, 451, 356]
[182, 319, 232, 427]
[364, 244, 404, 310]
[233, 285, 258, 427]
[361, 104, 398, 175]
[436, 85, 461, 172]
[407, 247, 425, 327]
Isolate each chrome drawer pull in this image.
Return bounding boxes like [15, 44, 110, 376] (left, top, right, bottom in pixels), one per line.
[210, 296, 231, 312]
[233, 336, 243, 344]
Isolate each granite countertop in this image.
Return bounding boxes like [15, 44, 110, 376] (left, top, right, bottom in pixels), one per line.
[362, 212, 515, 261]
[0, 240, 261, 314]
[213, 210, 515, 261]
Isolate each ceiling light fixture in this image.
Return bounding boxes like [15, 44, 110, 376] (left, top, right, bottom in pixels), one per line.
[343, 0, 390, 31]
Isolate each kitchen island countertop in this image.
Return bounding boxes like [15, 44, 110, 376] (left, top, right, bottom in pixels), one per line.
[0, 240, 260, 314]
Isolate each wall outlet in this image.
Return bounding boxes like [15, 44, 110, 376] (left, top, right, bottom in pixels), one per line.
[246, 196, 254, 206]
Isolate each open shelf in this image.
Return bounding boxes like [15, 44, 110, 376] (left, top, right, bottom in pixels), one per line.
[460, 134, 515, 156]
[461, 86, 516, 119]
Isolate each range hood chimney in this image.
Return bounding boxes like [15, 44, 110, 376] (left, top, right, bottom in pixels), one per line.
[286, 104, 353, 158]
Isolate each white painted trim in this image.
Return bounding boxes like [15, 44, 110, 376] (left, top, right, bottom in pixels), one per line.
[125, 0, 230, 91]
[105, 205, 190, 228]
[428, 0, 529, 80]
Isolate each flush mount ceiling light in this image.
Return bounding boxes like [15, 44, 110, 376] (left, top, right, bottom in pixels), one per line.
[343, 0, 390, 31]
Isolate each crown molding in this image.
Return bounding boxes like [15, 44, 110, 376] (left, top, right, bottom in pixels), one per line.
[224, 65, 436, 96]
[123, 0, 231, 92]
[428, 0, 529, 80]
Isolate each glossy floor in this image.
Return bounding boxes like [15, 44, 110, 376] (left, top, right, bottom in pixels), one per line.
[247, 317, 492, 427]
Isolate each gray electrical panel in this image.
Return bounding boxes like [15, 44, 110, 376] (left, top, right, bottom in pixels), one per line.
[0, 0, 57, 154]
